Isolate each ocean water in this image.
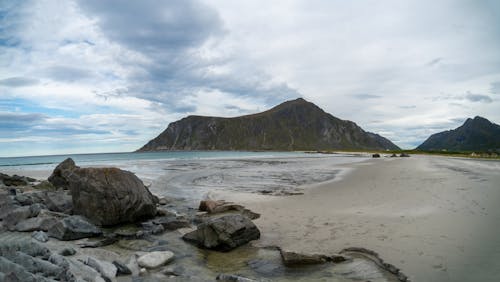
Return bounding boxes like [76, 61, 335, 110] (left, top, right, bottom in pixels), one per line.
[0, 151, 369, 202]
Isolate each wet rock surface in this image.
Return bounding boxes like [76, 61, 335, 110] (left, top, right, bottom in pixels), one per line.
[183, 214, 261, 251]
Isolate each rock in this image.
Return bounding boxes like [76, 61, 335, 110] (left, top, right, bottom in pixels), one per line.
[125, 255, 140, 276]
[33, 180, 56, 191]
[4, 206, 35, 230]
[197, 200, 260, 220]
[372, 153, 381, 158]
[77, 235, 118, 248]
[31, 231, 49, 242]
[48, 215, 102, 240]
[59, 248, 76, 256]
[183, 214, 260, 251]
[0, 174, 29, 186]
[29, 203, 44, 216]
[14, 194, 33, 206]
[15, 214, 58, 232]
[42, 191, 73, 214]
[279, 249, 328, 266]
[400, 153, 410, 157]
[158, 197, 169, 205]
[153, 216, 191, 230]
[390, 153, 398, 157]
[48, 158, 77, 189]
[50, 158, 157, 226]
[112, 260, 132, 275]
[86, 257, 117, 282]
[216, 273, 257, 281]
[137, 251, 175, 269]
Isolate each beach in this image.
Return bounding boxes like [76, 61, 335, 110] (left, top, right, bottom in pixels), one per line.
[2, 153, 500, 281]
[218, 155, 500, 282]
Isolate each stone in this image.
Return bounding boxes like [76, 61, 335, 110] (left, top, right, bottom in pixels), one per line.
[112, 260, 132, 275]
[4, 206, 34, 230]
[31, 231, 49, 243]
[153, 216, 191, 230]
[33, 180, 56, 191]
[42, 191, 73, 214]
[86, 257, 117, 282]
[390, 153, 398, 157]
[372, 153, 381, 158]
[77, 235, 118, 248]
[50, 158, 157, 226]
[137, 251, 175, 269]
[216, 273, 257, 281]
[15, 214, 54, 232]
[197, 200, 260, 220]
[183, 214, 260, 251]
[59, 248, 76, 256]
[14, 194, 33, 206]
[400, 153, 410, 157]
[48, 215, 102, 240]
[48, 158, 77, 189]
[0, 174, 29, 186]
[279, 249, 328, 266]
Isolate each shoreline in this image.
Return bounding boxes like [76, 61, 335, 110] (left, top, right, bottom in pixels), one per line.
[218, 155, 500, 282]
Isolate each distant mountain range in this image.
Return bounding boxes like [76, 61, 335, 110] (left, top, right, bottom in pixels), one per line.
[417, 116, 500, 152]
[138, 98, 400, 152]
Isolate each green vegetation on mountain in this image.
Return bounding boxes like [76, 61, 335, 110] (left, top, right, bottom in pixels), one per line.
[417, 116, 500, 152]
[138, 98, 399, 152]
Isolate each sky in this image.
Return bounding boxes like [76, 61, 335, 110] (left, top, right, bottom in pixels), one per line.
[1, 0, 500, 157]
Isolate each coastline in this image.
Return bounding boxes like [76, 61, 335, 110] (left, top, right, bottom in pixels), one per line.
[218, 155, 500, 282]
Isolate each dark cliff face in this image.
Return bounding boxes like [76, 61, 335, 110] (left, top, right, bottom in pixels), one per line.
[138, 98, 400, 151]
[417, 116, 500, 151]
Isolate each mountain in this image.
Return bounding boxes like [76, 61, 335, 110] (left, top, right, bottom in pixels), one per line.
[137, 98, 400, 152]
[417, 116, 500, 152]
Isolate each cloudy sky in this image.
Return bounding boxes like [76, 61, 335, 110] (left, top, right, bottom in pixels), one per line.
[1, 0, 499, 156]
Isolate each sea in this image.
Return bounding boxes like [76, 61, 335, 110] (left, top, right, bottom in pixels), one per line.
[0, 151, 369, 201]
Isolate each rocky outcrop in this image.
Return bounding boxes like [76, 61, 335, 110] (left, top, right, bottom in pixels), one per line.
[49, 158, 157, 226]
[48, 215, 102, 240]
[183, 214, 260, 251]
[138, 98, 400, 152]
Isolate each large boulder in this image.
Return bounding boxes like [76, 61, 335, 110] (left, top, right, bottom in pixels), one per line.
[49, 158, 157, 226]
[48, 158, 77, 189]
[48, 215, 102, 240]
[183, 214, 260, 251]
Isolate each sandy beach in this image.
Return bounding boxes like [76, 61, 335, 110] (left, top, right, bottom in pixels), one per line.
[3, 153, 500, 281]
[217, 155, 500, 282]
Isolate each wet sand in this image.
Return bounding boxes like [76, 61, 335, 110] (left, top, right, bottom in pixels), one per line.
[219, 155, 500, 282]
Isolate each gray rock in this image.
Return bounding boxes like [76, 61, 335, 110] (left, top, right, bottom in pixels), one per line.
[153, 216, 190, 230]
[50, 158, 157, 226]
[112, 260, 132, 275]
[48, 158, 77, 189]
[86, 257, 117, 282]
[59, 248, 76, 256]
[32, 231, 49, 242]
[48, 215, 102, 240]
[42, 191, 73, 214]
[279, 249, 328, 266]
[183, 214, 260, 251]
[372, 153, 381, 158]
[14, 194, 33, 206]
[15, 215, 58, 232]
[77, 235, 118, 248]
[137, 251, 174, 269]
[0, 174, 29, 186]
[4, 206, 34, 230]
[216, 273, 257, 282]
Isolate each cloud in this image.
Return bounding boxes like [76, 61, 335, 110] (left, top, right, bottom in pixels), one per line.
[352, 94, 382, 100]
[465, 91, 493, 103]
[426, 57, 442, 67]
[491, 81, 500, 94]
[0, 77, 39, 87]
[42, 66, 93, 82]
